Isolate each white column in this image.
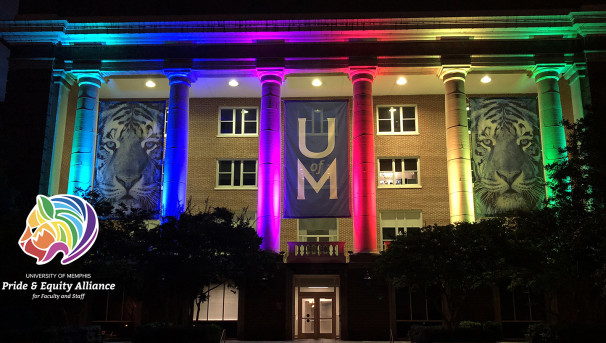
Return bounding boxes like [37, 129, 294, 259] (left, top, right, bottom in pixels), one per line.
[439, 66, 474, 223]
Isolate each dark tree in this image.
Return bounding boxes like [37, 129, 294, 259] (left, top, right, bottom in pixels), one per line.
[84, 203, 276, 325]
[377, 219, 511, 330]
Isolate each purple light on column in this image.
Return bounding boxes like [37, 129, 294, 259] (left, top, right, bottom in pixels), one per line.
[257, 69, 283, 252]
[162, 71, 193, 219]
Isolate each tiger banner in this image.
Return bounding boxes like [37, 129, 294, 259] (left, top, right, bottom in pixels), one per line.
[469, 97, 545, 218]
[93, 101, 166, 217]
[283, 100, 350, 218]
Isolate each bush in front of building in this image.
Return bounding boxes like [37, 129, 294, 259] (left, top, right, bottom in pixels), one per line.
[133, 323, 223, 343]
[409, 321, 502, 343]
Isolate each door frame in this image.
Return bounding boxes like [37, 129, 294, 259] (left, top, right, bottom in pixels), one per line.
[298, 292, 336, 339]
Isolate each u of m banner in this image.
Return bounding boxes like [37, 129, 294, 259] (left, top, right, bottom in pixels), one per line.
[283, 101, 350, 218]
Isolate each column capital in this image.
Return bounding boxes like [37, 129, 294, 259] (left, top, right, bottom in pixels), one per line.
[257, 68, 284, 85]
[164, 69, 195, 86]
[438, 65, 470, 82]
[531, 64, 566, 83]
[563, 63, 588, 84]
[348, 67, 377, 83]
[52, 70, 76, 88]
[73, 71, 104, 88]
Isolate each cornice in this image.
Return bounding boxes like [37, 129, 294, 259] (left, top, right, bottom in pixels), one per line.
[1, 12, 604, 45]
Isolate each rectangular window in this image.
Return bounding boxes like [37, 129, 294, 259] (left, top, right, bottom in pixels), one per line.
[216, 160, 257, 188]
[194, 283, 238, 321]
[377, 105, 417, 134]
[378, 158, 419, 187]
[380, 211, 422, 250]
[218, 107, 258, 136]
[298, 218, 338, 242]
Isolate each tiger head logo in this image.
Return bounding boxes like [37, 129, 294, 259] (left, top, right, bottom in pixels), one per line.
[470, 98, 545, 217]
[94, 102, 165, 215]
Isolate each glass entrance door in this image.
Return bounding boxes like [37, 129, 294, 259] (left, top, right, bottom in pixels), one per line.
[298, 293, 335, 338]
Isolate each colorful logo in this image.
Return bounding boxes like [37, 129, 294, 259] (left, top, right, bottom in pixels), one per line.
[19, 195, 99, 265]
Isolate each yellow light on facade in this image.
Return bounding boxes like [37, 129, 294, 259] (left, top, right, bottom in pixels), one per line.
[145, 80, 156, 88]
[481, 75, 492, 83]
[228, 79, 239, 87]
[396, 77, 407, 85]
[312, 79, 322, 87]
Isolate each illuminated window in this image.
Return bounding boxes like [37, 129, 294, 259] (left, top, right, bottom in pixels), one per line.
[377, 105, 417, 134]
[378, 158, 419, 187]
[380, 211, 422, 250]
[216, 160, 257, 188]
[218, 107, 258, 136]
[194, 283, 238, 321]
[298, 218, 338, 242]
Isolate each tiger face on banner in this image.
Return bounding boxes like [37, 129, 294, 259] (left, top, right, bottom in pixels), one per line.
[94, 101, 166, 217]
[469, 98, 545, 217]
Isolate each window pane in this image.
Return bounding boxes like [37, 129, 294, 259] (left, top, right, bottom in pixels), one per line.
[223, 286, 239, 320]
[402, 106, 415, 119]
[220, 122, 233, 134]
[243, 161, 256, 172]
[411, 288, 427, 320]
[219, 161, 232, 172]
[220, 109, 233, 121]
[379, 159, 393, 171]
[242, 173, 256, 186]
[378, 120, 392, 132]
[383, 227, 396, 240]
[395, 288, 411, 321]
[244, 109, 257, 121]
[244, 122, 256, 134]
[404, 158, 417, 171]
[381, 212, 397, 226]
[405, 171, 418, 184]
[300, 218, 337, 231]
[234, 162, 241, 186]
[402, 120, 416, 132]
[395, 172, 403, 185]
[218, 174, 231, 186]
[378, 107, 392, 119]
[394, 159, 402, 172]
[207, 285, 224, 321]
[235, 112, 242, 134]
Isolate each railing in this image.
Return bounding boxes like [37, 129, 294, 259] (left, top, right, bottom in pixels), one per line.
[286, 241, 347, 263]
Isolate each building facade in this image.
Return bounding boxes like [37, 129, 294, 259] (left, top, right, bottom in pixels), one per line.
[1, 5, 606, 339]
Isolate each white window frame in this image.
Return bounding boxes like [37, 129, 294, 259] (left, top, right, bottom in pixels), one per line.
[297, 218, 339, 242]
[379, 210, 423, 251]
[376, 105, 418, 135]
[216, 159, 258, 189]
[217, 107, 259, 137]
[377, 157, 421, 188]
